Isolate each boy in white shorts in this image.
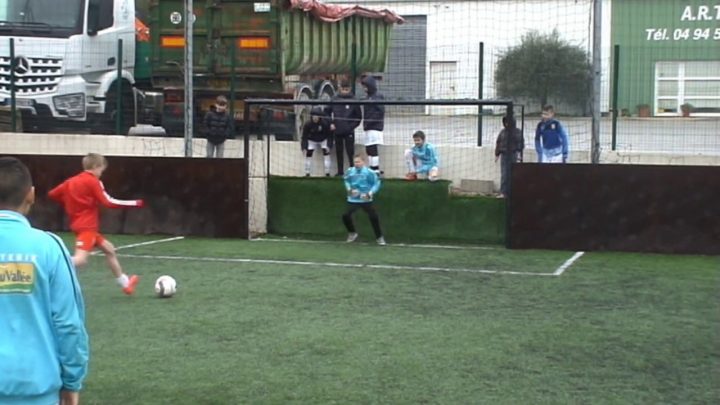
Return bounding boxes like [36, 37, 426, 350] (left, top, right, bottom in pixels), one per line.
[535, 105, 569, 163]
[360, 76, 385, 174]
[300, 107, 332, 176]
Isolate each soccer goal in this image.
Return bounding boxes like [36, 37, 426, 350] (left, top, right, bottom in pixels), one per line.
[242, 98, 519, 243]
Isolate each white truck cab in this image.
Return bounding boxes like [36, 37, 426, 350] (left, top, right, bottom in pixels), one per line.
[0, 0, 136, 133]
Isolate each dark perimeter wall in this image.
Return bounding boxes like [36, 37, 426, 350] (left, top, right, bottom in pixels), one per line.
[13, 155, 248, 238]
[509, 163, 720, 255]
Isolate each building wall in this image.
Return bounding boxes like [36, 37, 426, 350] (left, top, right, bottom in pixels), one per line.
[371, 15, 427, 113]
[611, 0, 720, 116]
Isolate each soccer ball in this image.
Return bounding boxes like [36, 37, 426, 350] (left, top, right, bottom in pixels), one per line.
[154, 275, 177, 298]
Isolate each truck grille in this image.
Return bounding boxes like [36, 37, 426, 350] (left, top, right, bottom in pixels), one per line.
[0, 56, 63, 95]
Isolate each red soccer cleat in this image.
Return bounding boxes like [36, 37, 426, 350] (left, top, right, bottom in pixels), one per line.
[405, 173, 417, 181]
[122, 275, 140, 295]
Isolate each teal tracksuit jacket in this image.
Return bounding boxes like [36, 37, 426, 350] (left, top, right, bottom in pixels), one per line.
[344, 166, 381, 203]
[0, 210, 88, 405]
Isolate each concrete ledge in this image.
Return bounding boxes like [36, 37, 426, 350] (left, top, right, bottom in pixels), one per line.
[459, 179, 495, 194]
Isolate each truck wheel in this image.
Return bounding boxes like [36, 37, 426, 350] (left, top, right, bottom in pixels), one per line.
[318, 86, 334, 112]
[294, 89, 312, 140]
[101, 84, 135, 135]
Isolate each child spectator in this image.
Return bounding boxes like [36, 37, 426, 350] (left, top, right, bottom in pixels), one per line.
[495, 115, 524, 198]
[404, 130, 440, 181]
[301, 107, 332, 176]
[329, 80, 362, 176]
[535, 105, 569, 163]
[0, 157, 89, 405]
[360, 75, 385, 174]
[203, 95, 233, 158]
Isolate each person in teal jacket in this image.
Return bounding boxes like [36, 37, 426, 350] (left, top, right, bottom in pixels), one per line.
[342, 154, 386, 245]
[0, 157, 89, 405]
[404, 130, 440, 181]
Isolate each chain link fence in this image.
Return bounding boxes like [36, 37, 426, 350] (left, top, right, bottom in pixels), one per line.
[0, 0, 717, 158]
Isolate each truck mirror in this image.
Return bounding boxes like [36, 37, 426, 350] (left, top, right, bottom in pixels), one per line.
[87, 0, 101, 36]
[87, 0, 113, 36]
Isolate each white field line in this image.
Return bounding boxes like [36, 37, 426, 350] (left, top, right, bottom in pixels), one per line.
[554, 251, 585, 276]
[92, 236, 574, 278]
[118, 253, 557, 277]
[251, 237, 500, 251]
[90, 236, 185, 256]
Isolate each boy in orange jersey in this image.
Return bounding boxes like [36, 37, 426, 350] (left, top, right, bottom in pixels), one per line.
[49, 153, 144, 295]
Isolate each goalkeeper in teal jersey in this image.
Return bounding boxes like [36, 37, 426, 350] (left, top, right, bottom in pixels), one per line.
[342, 155, 386, 245]
[404, 130, 440, 181]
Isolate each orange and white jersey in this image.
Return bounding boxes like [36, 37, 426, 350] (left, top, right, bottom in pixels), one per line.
[48, 171, 142, 232]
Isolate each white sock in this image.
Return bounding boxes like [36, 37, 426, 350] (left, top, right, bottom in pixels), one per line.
[323, 155, 331, 174]
[116, 274, 129, 288]
[404, 150, 415, 173]
[405, 160, 415, 173]
[369, 155, 380, 168]
[304, 157, 312, 174]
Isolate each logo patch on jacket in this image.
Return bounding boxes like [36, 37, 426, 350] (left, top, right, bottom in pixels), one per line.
[551, 123, 556, 130]
[0, 263, 35, 294]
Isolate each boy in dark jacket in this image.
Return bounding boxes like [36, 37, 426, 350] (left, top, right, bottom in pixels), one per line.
[301, 107, 332, 176]
[494, 115, 524, 198]
[360, 75, 385, 174]
[203, 95, 232, 158]
[329, 80, 362, 176]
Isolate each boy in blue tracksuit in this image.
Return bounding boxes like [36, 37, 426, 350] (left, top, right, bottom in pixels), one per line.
[342, 155, 386, 245]
[0, 157, 89, 405]
[535, 105, 569, 163]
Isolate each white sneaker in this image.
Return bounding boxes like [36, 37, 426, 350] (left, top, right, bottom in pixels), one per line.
[376, 237, 387, 246]
[346, 232, 358, 243]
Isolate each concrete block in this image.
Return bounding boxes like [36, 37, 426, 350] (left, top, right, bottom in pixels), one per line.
[459, 179, 495, 194]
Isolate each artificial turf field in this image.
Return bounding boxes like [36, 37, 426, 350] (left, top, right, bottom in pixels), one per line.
[61, 234, 719, 404]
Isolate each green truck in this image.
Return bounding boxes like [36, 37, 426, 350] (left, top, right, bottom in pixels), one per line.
[149, 0, 401, 138]
[0, 0, 401, 137]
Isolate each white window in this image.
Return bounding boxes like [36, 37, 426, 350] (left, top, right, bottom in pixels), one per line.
[655, 61, 720, 116]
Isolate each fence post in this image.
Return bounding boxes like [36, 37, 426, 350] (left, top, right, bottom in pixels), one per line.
[230, 44, 236, 137]
[477, 42, 484, 147]
[520, 104, 525, 144]
[184, 0, 194, 157]
[243, 101, 251, 240]
[351, 42, 358, 94]
[243, 102, 251, 160]
[266, 131, 271, 179]
[611, 44, 620, 151]
[590, 0, 602, 164]
[505, 101, 515, 248]
[9, 38, 16, 132]
[116, 39, 123, 135]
